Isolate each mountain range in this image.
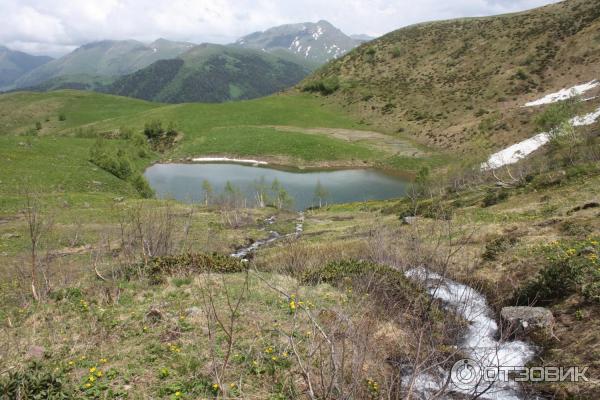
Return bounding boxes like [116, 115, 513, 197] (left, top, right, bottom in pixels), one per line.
[0, 46, 53, 91]
[2, 20, 367, 102]
[108, 44, 312, 103]
[235, 20, 363, 64]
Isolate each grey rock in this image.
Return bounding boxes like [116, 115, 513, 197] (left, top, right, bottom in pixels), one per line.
[402, 216, 418, 225]
[27, 345, 45, 359]
[578, 246, 596, 256]
[501, 306, 554, 336]
[185, 307, 202, 317]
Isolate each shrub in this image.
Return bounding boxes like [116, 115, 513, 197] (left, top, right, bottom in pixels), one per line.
[482, 189, 509, 207]
[131, 174, 154, 198]
[35, 121, 42, 130]
[0, 362, 72, 398]
[302, 77, 340, 95]
[58, 114, 66, 121]
[482, 235, 519, 261]
[516, 238, 600, 305]
[302, 260, 422, 305]
[131, 253, 247, 284]
[143, 120, 178, 151]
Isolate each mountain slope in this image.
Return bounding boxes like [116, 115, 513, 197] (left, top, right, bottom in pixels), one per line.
[235, 20, 361, 64]
[108, 44, 312, 103]
[14, 39, 194, 89]
[0, 46, 53, 91]
[300, 0, 600, 153]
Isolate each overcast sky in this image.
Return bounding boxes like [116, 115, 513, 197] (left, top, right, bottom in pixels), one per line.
[1, 0, 562, 57]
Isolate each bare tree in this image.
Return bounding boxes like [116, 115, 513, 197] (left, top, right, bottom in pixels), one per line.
[22, 190, 52, 301]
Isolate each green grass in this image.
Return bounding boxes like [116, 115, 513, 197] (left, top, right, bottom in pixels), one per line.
[0, 136, 144, 214]
[1, 90, 429, 166]
[172, 126, 380, 162]
[0, 90, 160, 135]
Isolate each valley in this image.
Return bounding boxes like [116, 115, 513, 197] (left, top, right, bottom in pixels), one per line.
[1, 0, 600, 399]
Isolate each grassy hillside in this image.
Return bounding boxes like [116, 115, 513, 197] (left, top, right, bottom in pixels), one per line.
[108, 44, 313, 103]
[300, 0, 600, 154]
[0, 90, 433, 170]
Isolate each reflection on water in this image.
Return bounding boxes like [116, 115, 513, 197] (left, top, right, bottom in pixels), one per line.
[144, 163, 409, 210]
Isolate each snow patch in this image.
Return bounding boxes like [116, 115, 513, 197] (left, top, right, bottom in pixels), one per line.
[482, 106, 600, 170]
[524, 80, 599, 107]
[191, 157, 268, 166]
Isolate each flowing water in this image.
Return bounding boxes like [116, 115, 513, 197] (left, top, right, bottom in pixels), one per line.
[406, 268, 538, 399]
[144, 163, 409, 210]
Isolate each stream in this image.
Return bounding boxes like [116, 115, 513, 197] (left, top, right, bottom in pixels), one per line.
[231, 217, 538, 399]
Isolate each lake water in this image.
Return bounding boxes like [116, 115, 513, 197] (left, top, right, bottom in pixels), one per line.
[145, 163, 409, 210]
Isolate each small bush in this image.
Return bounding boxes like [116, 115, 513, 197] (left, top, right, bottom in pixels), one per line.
[35, 121, 42, 130]
[0, 362, 72, 398]
[131, 173, 154, 198]
[302, 77, 340, 95]
[482, 235, 519, 261]
[482, 189, 510, 207]
[131, 253, 247, 284]
[58, 114, 66, 121]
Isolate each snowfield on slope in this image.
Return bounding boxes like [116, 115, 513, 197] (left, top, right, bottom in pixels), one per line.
[482, 106, 600, 170]
[524, 80, 599, 107]
[191, 157, 268, 165]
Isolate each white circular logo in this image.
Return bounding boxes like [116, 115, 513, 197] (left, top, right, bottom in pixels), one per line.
[450, 358, 484, 391]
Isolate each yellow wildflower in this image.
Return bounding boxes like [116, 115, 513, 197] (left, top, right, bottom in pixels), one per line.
[89, 367, 97, 373]
[100, 358, 108, 363]
[271, 356, 278, 361]
[212, 383, 219, 390]
[175, 392, 181, 397]
[96, 371, 103, 377]
[88, 376, 96, 383]
[264, 346, 274, 354]
[84, 383, 92, 388]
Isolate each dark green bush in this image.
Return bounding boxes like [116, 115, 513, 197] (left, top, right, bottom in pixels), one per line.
[0, 362, 72, 399]
[482, 189, 510, 207]
[130, 253, 247, 284]
[516, 238, 600, 305]
[302, 77, 340, 95]
[131, 174, 154, 198]
[482, 235, 519, 261]
[302, 260, 422, 305]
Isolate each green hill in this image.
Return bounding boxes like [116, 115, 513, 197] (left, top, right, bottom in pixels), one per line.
[108, 44, 314, 103]
[14, 39, 194, 89]
[0, 46, 53, 91]
[300, 0, 600, 153]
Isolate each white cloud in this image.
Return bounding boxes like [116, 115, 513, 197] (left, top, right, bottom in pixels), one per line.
[0, 0, 561, 57]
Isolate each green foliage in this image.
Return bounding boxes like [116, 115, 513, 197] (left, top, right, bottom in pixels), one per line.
[535, 98, 581, 132]
[58, 113, 66, 121]
[302, 260, 420, 304]
[482, 235, 519, 261]
[132, 253, 247, 284]
[143, 120, 178, 152]
[302, 77, 340, 95]
[482, 188, 510, 207]
[0, 362, 72, 399]
[517, 238, 600, 305]
[89, 138, 133, 180]
[35, 121, 42, 130]
[131, 173, 155, 198]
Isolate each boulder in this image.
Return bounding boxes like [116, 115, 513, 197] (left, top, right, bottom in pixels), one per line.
[27, 345, 45, 360]
[402, 216, 418, 225]
[501, 306, 554, 339]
